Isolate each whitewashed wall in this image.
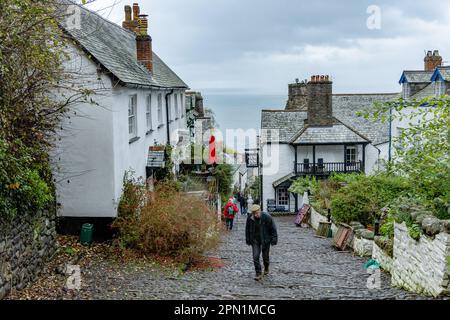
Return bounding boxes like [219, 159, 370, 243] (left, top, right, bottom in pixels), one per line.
[56, 45, 187, 217]
[54, 46, 117, 217]
[261, 143, 294, 211]
[372, 242, 394, 273]
[390, 222, 450, 297]
[365, 143, 388, 174]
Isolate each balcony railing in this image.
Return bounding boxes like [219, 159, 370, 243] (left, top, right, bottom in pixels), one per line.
[294, 161, 362, 175]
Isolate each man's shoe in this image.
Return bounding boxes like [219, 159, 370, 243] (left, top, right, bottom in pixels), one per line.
[254, 274, 263, 281]
[264, 265, 269, 275]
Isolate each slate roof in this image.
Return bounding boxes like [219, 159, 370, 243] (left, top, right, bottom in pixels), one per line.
[399, 71, 434, 84]
[261, 93, 398, 145]
[410, 83, 435, 100]
[431, 66, 450, 82]
[261, 111, 307, 143]
[58, 0, 188, 89]
[290, 121, 370, 145]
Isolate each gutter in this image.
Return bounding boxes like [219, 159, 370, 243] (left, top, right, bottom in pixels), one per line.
[165, 89, 174, 144]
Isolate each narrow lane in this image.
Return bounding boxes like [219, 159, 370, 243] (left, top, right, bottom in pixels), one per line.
[83, 215, 431, 300]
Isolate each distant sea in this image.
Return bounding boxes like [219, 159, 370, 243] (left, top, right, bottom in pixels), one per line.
[203, 94, 286, 132]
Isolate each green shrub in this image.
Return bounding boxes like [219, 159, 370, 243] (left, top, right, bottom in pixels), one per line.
[0, 139, 53, 219]
[215, 164, 233, 203]
[289, 176, 315, 195]
[380, 196, 431, 241]
[330, 173, 410, 225]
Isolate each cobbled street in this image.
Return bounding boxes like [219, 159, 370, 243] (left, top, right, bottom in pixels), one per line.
[76, 215, 433, 300]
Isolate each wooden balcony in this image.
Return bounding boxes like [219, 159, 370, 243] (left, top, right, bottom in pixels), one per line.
[294, 161, 362, 176]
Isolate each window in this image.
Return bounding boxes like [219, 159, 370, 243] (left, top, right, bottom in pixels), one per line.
[146, 94, 152, 131]
[180, 94, 185, 118]
[346, 146, 357, 163]
[174, 94, 179, 119]
[128, 95, 137, 138]
[277, 188, 289, 206]
[435, 81, 445, 96]
[157, 93, 163, 125]
[402, 83, 410, 99]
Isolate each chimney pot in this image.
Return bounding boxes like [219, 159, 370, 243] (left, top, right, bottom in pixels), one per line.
[124, 5, 132, 21]
[424, 49, 443, 71]
[133, 3, 140, 20]
[137, 14, 149, 36]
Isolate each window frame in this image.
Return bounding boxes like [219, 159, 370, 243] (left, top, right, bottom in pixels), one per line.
[435, 80, 445, 96]
[157, 93, 163, 126]
[345, 146, 357, 164]
[277, 187, 289, 206]
[146, 94, 153, 132]
[180, 93, 185, 118]
[174, 93, 179, 119]
[128, 94, 138, 139]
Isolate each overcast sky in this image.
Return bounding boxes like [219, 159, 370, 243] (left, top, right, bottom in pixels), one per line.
[85, 0, 450, 95]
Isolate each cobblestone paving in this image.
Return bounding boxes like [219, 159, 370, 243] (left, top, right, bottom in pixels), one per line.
[78, 215, 438, 300]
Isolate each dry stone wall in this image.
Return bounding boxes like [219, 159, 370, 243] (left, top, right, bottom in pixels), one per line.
[0, 210, 56, 299]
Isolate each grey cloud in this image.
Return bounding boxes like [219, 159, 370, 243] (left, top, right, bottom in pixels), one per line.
[87, 0, 449, 93]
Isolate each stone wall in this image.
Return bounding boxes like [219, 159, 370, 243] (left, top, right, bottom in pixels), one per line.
[0, 210, 56, 299]
[310, 207, 338, 235]
[353, 236, 373, 257]
[372, 242, 394, 273]
[390, 222, 450, 297]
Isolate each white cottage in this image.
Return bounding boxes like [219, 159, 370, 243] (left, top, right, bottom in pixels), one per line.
[394, 50, 450, 149]
[54, 2, 189, 218]
[260, 76, 398, 213]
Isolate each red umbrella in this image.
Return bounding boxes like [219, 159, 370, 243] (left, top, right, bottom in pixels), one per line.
[209, 134, 216, 165]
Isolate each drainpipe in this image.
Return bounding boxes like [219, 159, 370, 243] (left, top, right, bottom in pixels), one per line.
[388, 106, 392, 164]
[165, 89, 174, 144]
[373, 144, 382, 172]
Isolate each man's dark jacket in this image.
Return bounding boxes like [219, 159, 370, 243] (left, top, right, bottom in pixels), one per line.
[245, 213, 278, 247]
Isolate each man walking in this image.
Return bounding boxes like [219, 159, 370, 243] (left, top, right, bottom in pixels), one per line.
[245, 205, 278, 281]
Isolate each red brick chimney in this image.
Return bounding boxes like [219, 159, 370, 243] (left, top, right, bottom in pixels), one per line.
[136, 14, 153, 73]
[424, 50, 442, 71]
[122, 3, 153, 73]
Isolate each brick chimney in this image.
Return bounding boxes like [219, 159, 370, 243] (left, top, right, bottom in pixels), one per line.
[136, 14, 153, 73]
[122, 5, 137, 32]
[123, 3, 153, 73]
[306, 75, 333, 126]
[285, 79, 308, 111]
[424, 50, 442, 71]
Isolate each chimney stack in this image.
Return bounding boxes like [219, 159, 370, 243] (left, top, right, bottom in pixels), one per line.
[136, 14, 153, 73]
[424, 50, 442, 71]
[123, 3, 153, 73]
[285, 79, 307, 111]
[307, 75, 333, 126]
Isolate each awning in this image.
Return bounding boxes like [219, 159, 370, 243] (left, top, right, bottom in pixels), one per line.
[272, 173, 296, 188]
